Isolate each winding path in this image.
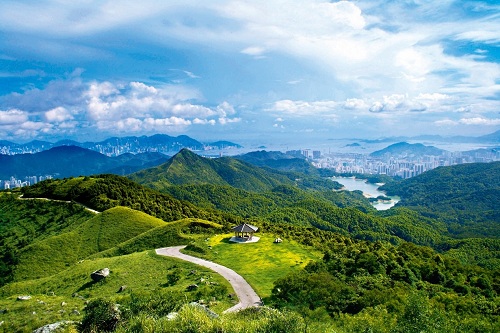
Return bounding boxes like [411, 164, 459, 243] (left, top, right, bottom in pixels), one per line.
[18, 195, 100, 214]
[155, 245, 262, 313]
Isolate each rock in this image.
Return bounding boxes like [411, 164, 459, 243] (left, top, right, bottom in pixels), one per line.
[166, 312, 178, 320]
[186, 284, 198, 291]
[0, 309, 7, 314]
[32, 321, 75, 333]
[118, 285, 127, 293]
[47, 292, 55, 296]
[188, 302, 219, 318]
[90, 268, 110, 282]
[17, 295, 31, 301]
[61, 302, 67, 307]
[71, 293, 78, 298]
[72, 309, 80, 316]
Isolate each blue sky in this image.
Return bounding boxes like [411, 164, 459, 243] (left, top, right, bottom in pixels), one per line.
[0, 0, 499, 144]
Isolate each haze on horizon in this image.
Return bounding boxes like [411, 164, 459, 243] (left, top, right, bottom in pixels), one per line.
[0, 0, 499, 146]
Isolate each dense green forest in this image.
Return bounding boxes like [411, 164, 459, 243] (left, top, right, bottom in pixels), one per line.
[381, 161, 500, 238]
[19, 173, 500, 270]
[1, 158, 499, 332]
[129, 148, 342, 192]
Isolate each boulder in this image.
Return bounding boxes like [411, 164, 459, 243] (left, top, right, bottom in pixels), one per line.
[17, 295, 31, 301]
[118, 285, 127, 293]
[90, 268, 110, 282]
[186, 284, 198, 291]
[32, 321, 74, 333]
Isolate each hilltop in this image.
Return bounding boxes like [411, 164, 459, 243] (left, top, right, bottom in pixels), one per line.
[370, 142, 445, 157]
[129, 148, 340, 192]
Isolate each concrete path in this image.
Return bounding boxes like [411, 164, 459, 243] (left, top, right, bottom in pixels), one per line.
[155, 245, 262, 313]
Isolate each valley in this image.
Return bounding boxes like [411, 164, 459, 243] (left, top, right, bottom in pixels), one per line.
[0, 150, 498, 332]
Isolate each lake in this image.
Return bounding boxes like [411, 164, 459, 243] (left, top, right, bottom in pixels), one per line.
[331, 177, 399, 210]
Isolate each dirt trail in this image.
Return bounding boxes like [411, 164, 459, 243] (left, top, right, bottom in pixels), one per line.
[18, 195, 100, 214]
[155, 246, 262, 312]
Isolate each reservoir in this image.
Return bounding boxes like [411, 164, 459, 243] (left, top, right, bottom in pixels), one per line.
[331, 177, 399, 210]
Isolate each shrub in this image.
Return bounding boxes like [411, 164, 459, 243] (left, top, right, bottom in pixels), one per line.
[79, 299, 122, 333]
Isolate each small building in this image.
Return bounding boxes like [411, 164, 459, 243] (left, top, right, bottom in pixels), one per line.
[230, 223, 259, 243]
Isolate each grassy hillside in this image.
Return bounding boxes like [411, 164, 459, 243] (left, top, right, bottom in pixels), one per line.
[130, 148, 294, 191]
[13, 207, 167, 281]
[381, 161, 500, 238]
[21, 174, 239, 226]
[0, 193, 94, 286]
[95, 218, 223, 258]
[129, 148, 342, 192]
[0, 250, 235, 332]
[186, 233, 323, 298]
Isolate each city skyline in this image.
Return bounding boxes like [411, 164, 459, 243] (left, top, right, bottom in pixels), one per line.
[1, 1, 499, 145]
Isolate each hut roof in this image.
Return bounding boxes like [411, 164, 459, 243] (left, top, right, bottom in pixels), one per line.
[232, 223, 258, 233]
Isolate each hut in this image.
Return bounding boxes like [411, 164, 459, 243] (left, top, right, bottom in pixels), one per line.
[231, 223, 259, 242]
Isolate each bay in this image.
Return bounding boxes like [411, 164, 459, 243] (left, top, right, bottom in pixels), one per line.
[332, 176, 399, 211]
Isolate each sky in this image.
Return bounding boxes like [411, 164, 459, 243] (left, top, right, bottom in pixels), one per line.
[0, 0, 499, 145]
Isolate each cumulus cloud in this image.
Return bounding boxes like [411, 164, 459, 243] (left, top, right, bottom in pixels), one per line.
[44, 107, 73, 122]
[1, 1, 500, 139]
[0, 77, 241, 139]
[0, 109, 28, 125]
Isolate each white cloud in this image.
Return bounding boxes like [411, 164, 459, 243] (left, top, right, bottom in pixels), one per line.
[0, 77, 242, 139]
[241, 46, 266, 57]
[45, 107, 73, 122]
[218, 117, 241, 125]
[271, 100, 337, 115]
[369, 101, 384, 113]
[0, 109, 28, 125]
[344, 98, 367, 110]
[459, 117, 500, 126]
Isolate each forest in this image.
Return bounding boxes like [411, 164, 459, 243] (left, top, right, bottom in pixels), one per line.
[0, 159, 498, 332]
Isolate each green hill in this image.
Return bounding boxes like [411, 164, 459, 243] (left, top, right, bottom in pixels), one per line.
[0, 193, 94, 286]
[370, 142, 445, 157]
[20, 174, 237, 226]
[130, 148, 295, 191]
[13, 207, 167, 281]
[129, 148, 341, 192]
[380, 161, 500, 238]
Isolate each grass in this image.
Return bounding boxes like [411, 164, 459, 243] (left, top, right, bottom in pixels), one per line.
[13, 207, 167, 281]
[0, 250, 235, 333]
[195, 233, 322, 299]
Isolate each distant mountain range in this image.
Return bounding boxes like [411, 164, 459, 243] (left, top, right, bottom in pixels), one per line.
[0, 146, 169, 179]
[358, 129, 500, 144]
[0, 134, 242, 156]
